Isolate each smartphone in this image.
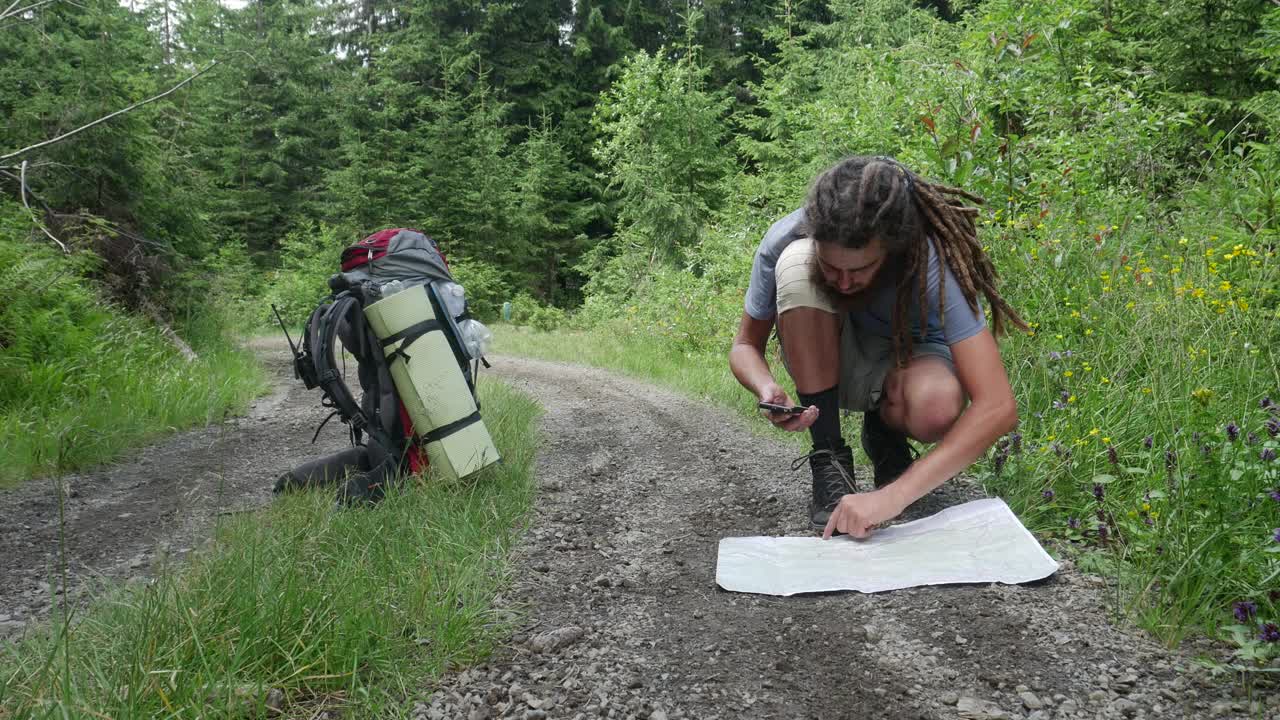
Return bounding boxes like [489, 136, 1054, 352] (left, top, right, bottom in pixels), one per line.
[758, 401, 807, 415]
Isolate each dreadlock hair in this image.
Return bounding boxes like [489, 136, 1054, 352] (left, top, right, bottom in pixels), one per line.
[801, 155, 1028, 367]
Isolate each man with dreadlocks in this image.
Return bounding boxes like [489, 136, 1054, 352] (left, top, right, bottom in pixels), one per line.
[730, 155, 1027, 539]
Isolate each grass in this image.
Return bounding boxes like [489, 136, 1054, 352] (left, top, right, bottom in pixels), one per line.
[0, 380, 542, 719]
[0, 337, 267, 488]
[0, 224, 270, 487]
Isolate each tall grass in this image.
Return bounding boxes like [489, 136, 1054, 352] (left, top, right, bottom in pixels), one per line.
[0, 215, 268, 486]
[0, 331, 266, 486]
[0, 380, 541, 719]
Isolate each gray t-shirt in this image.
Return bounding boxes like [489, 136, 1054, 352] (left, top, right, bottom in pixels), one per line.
[744, 208, 985, 346]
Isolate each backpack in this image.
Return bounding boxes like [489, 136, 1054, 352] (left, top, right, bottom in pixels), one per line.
[273, 228, 492, 504]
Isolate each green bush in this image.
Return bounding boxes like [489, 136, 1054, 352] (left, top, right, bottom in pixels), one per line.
[261, 221, 349, 326]
[508, 292, 566, 331]
[447, 256, 513, 322]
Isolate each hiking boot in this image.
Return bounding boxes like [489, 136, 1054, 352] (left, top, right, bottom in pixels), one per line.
[861, 410, 917, 488]
[792, 445, 857, 528]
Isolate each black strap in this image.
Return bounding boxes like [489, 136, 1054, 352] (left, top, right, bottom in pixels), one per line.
[311, 410, 340, 444]
[380, 318, 444, 348]
[423, 410, 482, 444]
[382, 318, 445, 366]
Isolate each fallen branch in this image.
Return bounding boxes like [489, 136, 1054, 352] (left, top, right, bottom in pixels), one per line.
[140, 299, 199, 363]
[1, 0, 62, 26]
[1, 60, 218, 164]
[20, 160, 68, 253]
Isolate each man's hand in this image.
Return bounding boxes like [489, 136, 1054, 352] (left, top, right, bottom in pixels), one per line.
[821, 489, 905, 539]
[759, 382, 817, 432]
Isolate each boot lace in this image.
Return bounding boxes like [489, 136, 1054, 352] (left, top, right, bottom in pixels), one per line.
[792, 447, 856, 501]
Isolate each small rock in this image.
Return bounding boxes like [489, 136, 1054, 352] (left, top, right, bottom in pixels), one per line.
[265, 688, 285, 711]
[1209, 701, 1233, 717]
[523, 711, 547, 720]
[528, 626, 585, 653]
[649, 711, 668, 720]
[940, 692, 960, 706]
[1111, 698, 1138, 717]
[956, 696, 1007, 719]
[1019, 691, 1043, 710]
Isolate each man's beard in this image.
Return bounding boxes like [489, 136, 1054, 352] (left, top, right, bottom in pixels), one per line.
[808, 251, 902, 314]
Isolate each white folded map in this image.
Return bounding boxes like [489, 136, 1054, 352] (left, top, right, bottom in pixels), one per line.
[715, 498, 1059, 596]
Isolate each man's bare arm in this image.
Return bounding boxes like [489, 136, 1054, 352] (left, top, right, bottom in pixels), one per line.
[729, 311, 817, 432]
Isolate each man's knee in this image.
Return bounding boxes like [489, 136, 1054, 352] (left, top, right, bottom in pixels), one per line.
[902, 368, 964, 443]
[909, 403, 961, 443]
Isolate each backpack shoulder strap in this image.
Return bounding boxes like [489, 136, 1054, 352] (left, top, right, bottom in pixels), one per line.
[308, 294, 399, 454]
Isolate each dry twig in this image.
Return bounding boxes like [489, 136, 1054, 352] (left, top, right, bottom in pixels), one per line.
[1, 60, 218, 165]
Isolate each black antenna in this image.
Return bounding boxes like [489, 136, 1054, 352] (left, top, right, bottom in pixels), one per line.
[271, 304, 302, 359]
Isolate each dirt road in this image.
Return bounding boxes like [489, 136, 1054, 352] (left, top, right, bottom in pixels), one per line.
[0, 345, 1273, 719]
[415, 358, 1274, 720]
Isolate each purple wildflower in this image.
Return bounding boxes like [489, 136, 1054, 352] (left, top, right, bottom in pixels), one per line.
[1269, 488, 1280, 503]
[1011, 433, 1022, 453]
[1165, 448, 1177, 469]
[1247, 432, 1260, 445]
[1042, 489, 1055, 500]
[1225, 422, 1240, 441]
[1263, 396, 1276, 411]
[1064, 350, 1074, 358]
[1093, 483, 1105, 502]
[1068, 517, 1080, 530]
[1052, 400, 1067, 410]
[1266, 417, 1280, 437]
[993, 449, 1009, 473]
[1143, 435, 1153, 449]
[1273, 528, 1280, 543]
[1234, 601, 1258, 623]
[1263, 448, 1278, 462]
[1143, 516, 1154, 527]
[1201, 444, 1213, 458]
[1261, 623, 1280, 643]
[1107, 446, 1118, 465]
[1048, 351, 1062, 361]
[1098, 525, 1109, 543]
